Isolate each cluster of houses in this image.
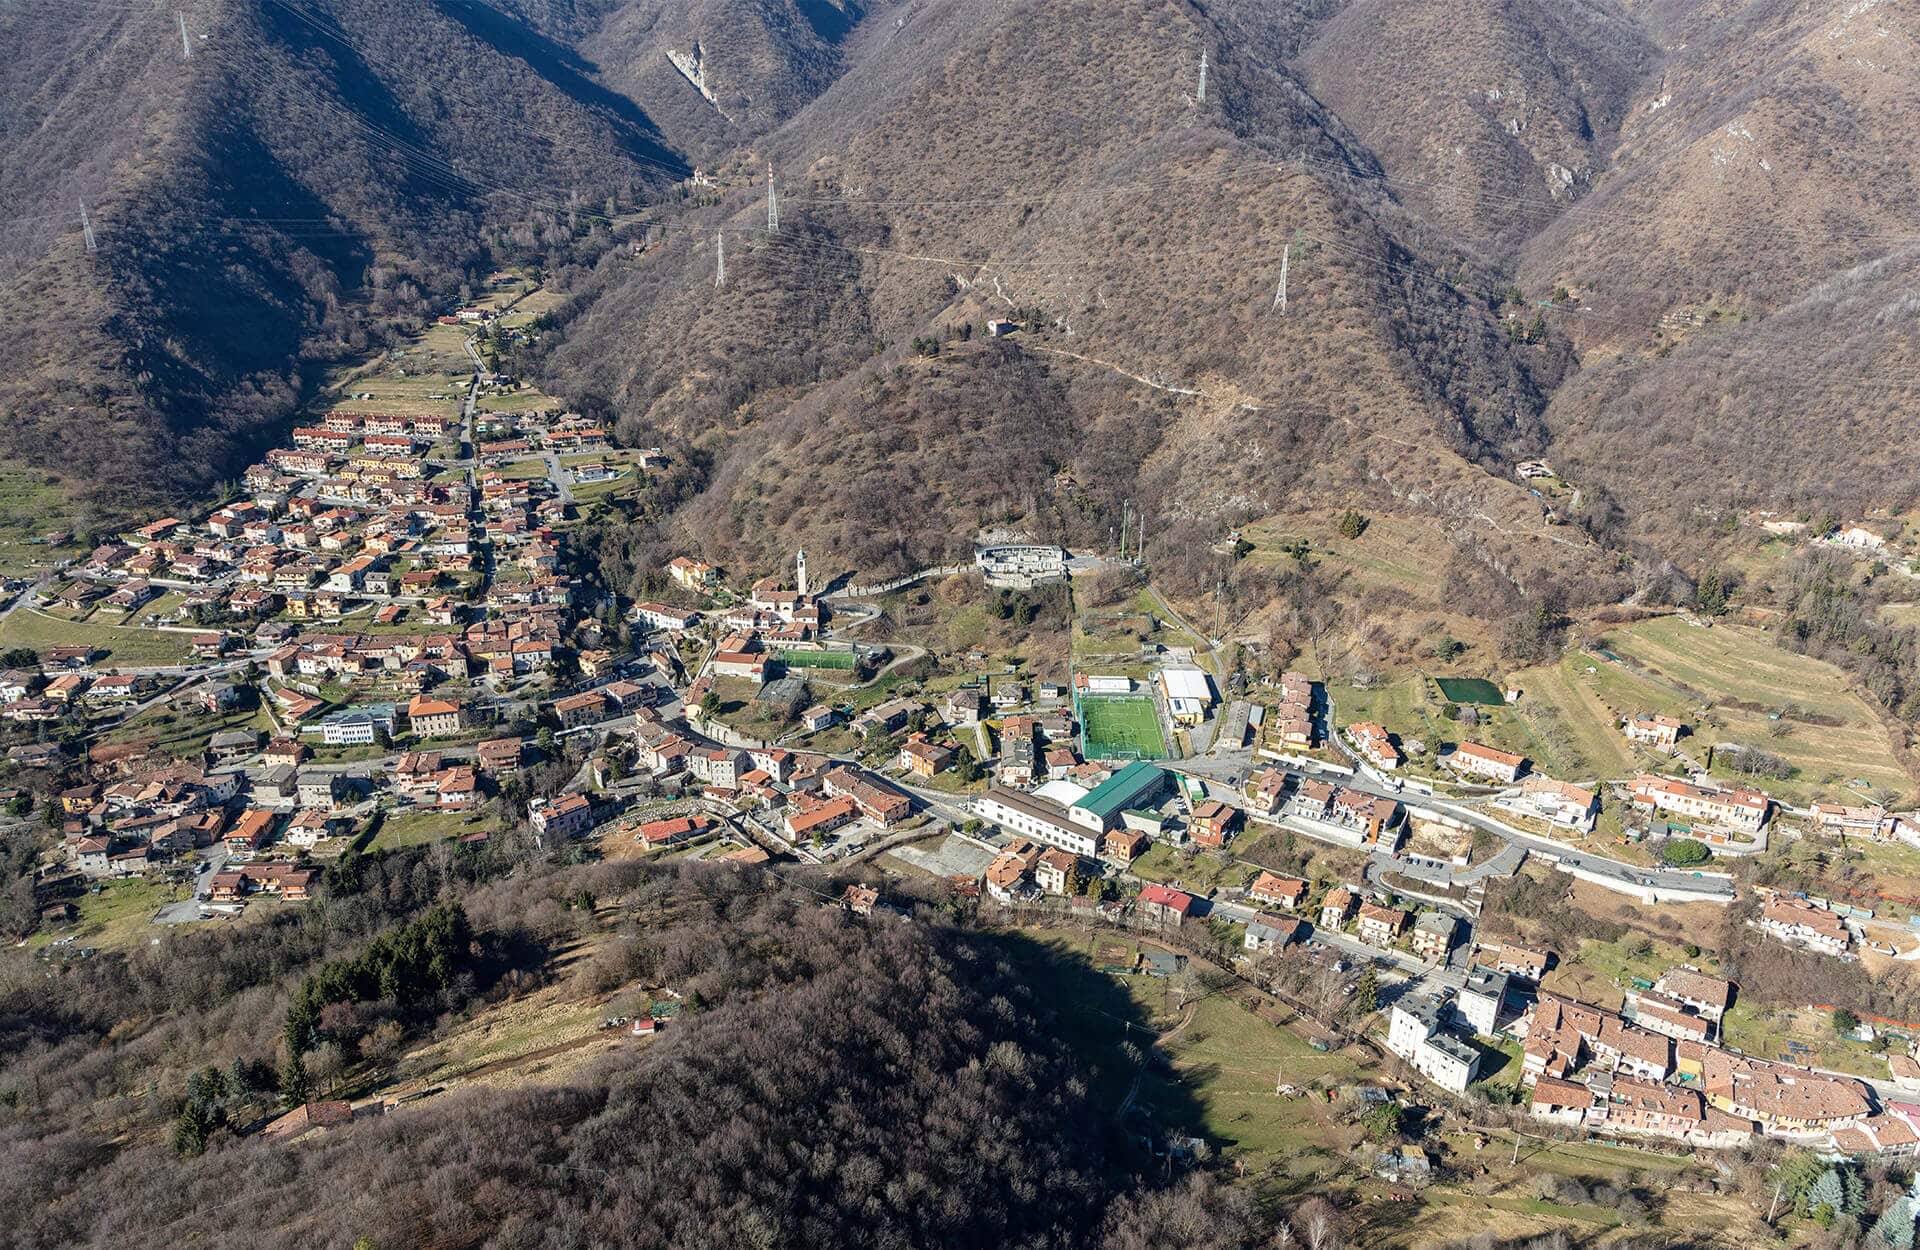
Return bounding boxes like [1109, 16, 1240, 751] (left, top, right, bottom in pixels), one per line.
[964, 760, 1371, 911]
[1378, 944, 1545, 1092]
[50, 739, 366, 894]
[1520, 975, 1891, 1153]
[15, 348, 662, 917]
[0, 657, 183, 724]
[1337, 724, 1604, 836]
[1239, 871, 1461, 963]
[39, 402, 603, 675]
[1383, 941, 1895, 1155]
[1241, 766, 1402, 851]
[1254, 671, 1319, 755]
[1330, 707, 1796, 847]
[474, 410, 613, 466]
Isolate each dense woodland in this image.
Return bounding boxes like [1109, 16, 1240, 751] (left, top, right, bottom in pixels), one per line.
[0, 856, 1267, 1248]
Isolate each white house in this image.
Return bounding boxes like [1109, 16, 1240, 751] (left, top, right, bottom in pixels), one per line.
[1512, 774, 1599, 832]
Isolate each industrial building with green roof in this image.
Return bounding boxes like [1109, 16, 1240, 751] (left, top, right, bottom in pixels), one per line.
[1069, 761, 1167, 832]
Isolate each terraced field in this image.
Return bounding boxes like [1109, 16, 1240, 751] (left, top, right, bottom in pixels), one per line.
[0, 466, 85, 575]
[1600, 616, 1912, 801]
[1508, 655, 1637, 779]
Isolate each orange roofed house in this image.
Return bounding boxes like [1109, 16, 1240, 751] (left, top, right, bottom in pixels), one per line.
[530, 793, 594, 842]
[785, 793, 859, 841]
[1347, 722, 1401, 771]
[1247, 870, 1307, 911]
[1444, 741, 1526, 785]
[667, 556, 720, 592]
[634, 814, 715, 848]
[1319, 886, 1356, 930]
[1188, 799, 1237, 848]
[898, 735, 955, 779]
[407, 695, 466, 738]
[823, 767, 912, 826]
[1759, 895, 1850, 956]
[1702, 1049, 1870, 1133]
[1629, 774, 1770, 834]
[1624, 713, 1686, 753]
[1357, 902, 1408, 948]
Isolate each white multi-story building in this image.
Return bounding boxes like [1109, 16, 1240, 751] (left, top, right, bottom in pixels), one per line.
[630, 602, 700, 632]
[1456, 966, 1510, 1037]
[310, 704, 397, 747]
[1386, 996, 1480, 1094]
[1511, 774, 1599, 832]
[974, 788, 1100, 858]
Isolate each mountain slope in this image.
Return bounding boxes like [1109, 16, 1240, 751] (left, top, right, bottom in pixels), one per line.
[1293, 0, 1656, 257]
[579, 0, 870, 164]
[545, 0, 1596, 602]
[1520, 0, 1920, 330]
[7, 0, 1914, 620]
[0, 0, 683, 511]
[1522, 0, 1920, 545]
[1544, 245, 1920, 537]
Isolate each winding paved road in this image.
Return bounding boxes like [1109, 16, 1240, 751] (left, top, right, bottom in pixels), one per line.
[1168, 754, 1734, 903]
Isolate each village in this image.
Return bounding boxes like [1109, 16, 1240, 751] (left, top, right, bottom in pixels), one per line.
[7, 283, 1920, 1184]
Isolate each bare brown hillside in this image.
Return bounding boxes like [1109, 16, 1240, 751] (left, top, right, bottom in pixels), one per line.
[580, 0, 868, 163]
[1294, 0, 1655, 256]
[1519, 0, 1920, 333]
[0, 0, 682, 511]
[1543, 245, 1920, 538]
[1511, 0, 1920, 552]
[546, 0, 1598, 606]
[4, 0, 1917, 623]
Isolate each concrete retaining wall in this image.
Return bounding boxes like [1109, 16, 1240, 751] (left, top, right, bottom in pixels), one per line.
[1548, 858, 1735, 906]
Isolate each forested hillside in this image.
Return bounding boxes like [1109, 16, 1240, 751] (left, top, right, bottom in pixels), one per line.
[0, 0, 680, 510]
[538, 0, 1920, 601]
[0, 858, 1241, 1249]
[1542, 247, 1920, 538]
[581, 0, 869, 163]
[1294, 0, 1655, 256]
